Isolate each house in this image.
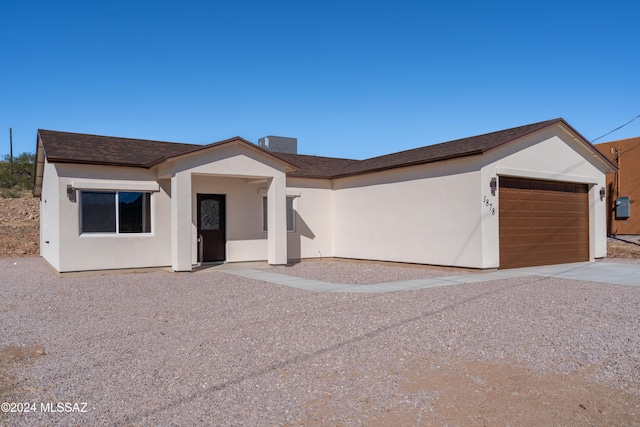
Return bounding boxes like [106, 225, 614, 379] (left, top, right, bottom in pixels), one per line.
[33, 118, 617, 273]
[595, 137, 639, 235]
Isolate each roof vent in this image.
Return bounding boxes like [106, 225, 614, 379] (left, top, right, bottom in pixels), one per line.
[258, 136, 297, 154]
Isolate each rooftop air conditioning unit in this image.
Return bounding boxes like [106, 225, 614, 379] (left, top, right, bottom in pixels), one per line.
[258, 136, 297, 154]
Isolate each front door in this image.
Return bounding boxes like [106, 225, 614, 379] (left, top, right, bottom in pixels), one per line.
[197, 194, 226, 262]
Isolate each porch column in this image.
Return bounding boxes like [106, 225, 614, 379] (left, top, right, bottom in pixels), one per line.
[171, 171, 193, 271]
[267, 172, 288, 265]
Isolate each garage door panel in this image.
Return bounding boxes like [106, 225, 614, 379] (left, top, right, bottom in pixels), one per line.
[533, 200, 545, 211]
[507, 235, 521, 246]
[504, 200, 520, 211]
[499, 177, 589, 269]
[502, 217, 518, 229]
[519, 217, 533, 228]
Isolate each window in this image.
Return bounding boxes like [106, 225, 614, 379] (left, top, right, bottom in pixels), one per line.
[81, 191, 151, 234]
[262, 196, 295, 232]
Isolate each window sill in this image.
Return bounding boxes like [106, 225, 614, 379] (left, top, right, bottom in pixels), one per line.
[80, 233, 155, 237]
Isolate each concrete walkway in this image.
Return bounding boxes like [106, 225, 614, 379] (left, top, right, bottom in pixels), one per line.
[216, 261, 640, 293]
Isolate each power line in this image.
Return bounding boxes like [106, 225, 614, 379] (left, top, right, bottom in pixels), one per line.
[591, 113, 640, 143]
[621, 140, 640, 155]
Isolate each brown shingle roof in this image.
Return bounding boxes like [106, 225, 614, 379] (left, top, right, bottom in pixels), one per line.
[266, 119, 570, 178]
[271, 152, 358, 178]
[38, 129, 199, 167]
[37, 130, 299, 171]
[39, 118, 613, 179]
[333, 118, 566, 177]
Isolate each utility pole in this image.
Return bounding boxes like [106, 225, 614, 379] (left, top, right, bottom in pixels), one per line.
[611, 147, 621, 237]
[613, 147, 621, 197]
[9, 127, 13, 166]
[9, 127, 14, 181]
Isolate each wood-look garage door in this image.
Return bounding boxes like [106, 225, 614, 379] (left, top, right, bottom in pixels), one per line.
[499, 177, 589, 269]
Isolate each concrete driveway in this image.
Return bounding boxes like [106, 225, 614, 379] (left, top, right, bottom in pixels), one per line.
[220, 261, 640, 292]
[505, 261, 640, 286]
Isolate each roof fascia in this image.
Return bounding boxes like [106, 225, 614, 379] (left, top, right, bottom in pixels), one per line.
[328, 120, 564, 179]
[480, 118, 564, 156]
[481, 118, 618, 173]
[331, 150, 484, 179]
[45, 158, 150, 168]
[555, 120, 618, 173]
[33, 131, 45, 197]
[149, 137, 299, 173]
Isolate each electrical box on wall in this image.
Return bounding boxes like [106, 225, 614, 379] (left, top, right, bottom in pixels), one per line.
[615, 196, 630, 219]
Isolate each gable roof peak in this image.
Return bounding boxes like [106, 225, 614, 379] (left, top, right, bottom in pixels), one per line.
[329, 118, 567, 178]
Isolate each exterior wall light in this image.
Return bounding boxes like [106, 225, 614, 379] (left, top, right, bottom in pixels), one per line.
[67, 185, 76, 203]
[490, 177, 497, 196]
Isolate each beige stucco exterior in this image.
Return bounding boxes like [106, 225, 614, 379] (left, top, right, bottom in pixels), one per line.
[37, 122, 614, 272]
[326, 127, 609, 269]
[40, 161, 171, 272]
[332, 156, 484, 267]
[481, 124, 609, 267]
[285, 177, 335, 260]
[39, 139, 291, 272]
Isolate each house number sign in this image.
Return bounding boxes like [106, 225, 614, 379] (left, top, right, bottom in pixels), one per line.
[483, 195, 496, 215]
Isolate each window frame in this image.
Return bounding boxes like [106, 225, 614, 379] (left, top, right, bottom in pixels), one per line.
[80, 190, 152, 235]
[262, 196, 295, 233]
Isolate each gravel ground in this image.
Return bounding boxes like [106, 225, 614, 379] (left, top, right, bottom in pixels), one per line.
[268, 259, 466, 284]
[1, 257, 639, 426]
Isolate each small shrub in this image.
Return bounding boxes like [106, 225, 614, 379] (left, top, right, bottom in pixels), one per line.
[0, 152, 35, 192]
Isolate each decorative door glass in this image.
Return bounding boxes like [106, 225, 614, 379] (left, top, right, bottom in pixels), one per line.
[201, 199, 220, 230]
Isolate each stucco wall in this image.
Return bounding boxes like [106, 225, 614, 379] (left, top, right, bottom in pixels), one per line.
[481, 126, 610, 264]
[46, 143, 292, 272]
[41, 126, 611, 272]
[191, 175, 267, 263]
[164, 143, 289, 266]
[285, 177, 334, 260]
[53, 164, 172, 272]
[332, 156, 484, 268]
[39, 160, 61, 270]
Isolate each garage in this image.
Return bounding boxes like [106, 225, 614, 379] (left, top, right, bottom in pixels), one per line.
[499, 177, 589, 269]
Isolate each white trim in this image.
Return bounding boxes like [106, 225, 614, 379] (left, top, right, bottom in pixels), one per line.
[258, 188, 301, 197]
[495, 167, 599, 184]
[262, 196, 296, 232]
[79, 190, 153, 235]
[72, 180, 160, 192]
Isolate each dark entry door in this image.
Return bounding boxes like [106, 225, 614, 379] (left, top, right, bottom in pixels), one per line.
[197, 194, 226, 262]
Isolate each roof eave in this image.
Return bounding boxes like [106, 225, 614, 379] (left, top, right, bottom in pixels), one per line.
[286, 172, 334, 179]
[556, 121, 619, 173]
[480, 118, 566, 156]
[46, 157, 151, 168]
[153, 136, 300, 173]
[33, 131, 45, 197]
[332, 150, 484, 179]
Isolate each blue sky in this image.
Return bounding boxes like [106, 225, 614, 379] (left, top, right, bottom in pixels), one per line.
[1, 0, 638, 159]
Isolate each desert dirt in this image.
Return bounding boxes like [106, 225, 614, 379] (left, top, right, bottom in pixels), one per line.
[1, 196, 639, 425]
[0, 196, 39, 258]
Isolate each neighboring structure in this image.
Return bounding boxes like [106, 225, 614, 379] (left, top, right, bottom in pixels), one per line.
[33, 118, 616, 273]
[596, 137, 639, 235]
